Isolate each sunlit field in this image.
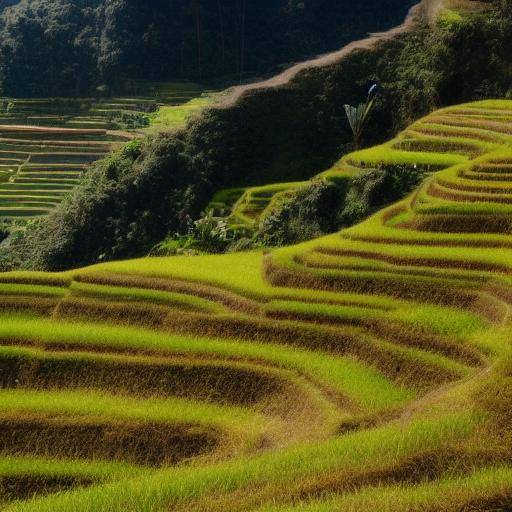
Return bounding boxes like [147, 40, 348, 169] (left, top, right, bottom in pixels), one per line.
[0, 96, 510, 509]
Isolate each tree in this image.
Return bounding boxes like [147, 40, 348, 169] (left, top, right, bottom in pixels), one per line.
[0, 0, 420, 95]
[344, 84, 378, 149]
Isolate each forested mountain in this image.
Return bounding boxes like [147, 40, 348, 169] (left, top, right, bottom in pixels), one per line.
[0, 0, 415, 96]
[3, 1, 512, 511]
[0, 0, 20, 10]
[2, 0, 510, 270]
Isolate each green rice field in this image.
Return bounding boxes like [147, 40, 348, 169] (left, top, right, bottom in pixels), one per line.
[0, 82, 216, 220]
[0, 96, 511, 509]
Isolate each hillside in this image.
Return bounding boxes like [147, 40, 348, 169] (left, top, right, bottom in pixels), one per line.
[0, 99, 511, 509]
[0, 83, 214, 219]
[0, 0, 19, 10]
[0, 0, 512, 510]
[3, 0, 507, 271]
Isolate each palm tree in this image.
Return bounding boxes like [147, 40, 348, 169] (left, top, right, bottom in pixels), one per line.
[344, 84, 379, 149]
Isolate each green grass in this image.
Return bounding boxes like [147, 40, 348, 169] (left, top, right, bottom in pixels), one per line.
[0, 283, 67, 297]
[69, 281, 225, 313]
[3, 412, 476, 512]
[3, 96, 512, 510]
[0, 388, 267, 440]
[228, 182, 307, 227]
[257, 466, 512, 512]
[0, 315, 414, 413]
[346, 145, 468, 168]
[208, 188, 247, 212]
[0, 456, 148, 480]
[437, 8, 464, 28]
[146, 95, 218, 133]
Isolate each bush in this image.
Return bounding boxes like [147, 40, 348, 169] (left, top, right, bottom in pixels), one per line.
[340, 163, 424, 223]
[1, 132, 214, 269]
[109, 111, 150, 130]
[258, 164, 424, 247]
[187, 210, 233, 253]
[227, 237, 260, 253]
[151, 210, 243, 256]
[258, 180, 349, 246]
[0, 223, 8, 244]
[5, 2, 512, 270]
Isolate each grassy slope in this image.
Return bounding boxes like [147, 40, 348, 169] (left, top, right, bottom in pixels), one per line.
[0, 97, 511, 509]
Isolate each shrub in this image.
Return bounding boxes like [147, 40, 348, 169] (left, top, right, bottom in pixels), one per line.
[5, 2, 512, 270]
[123, 139, 143, 160]
[109, 112, 150, 130]
[227, 237, 260, 253]
[258, 164, 424, 247]
[340, 163, 424, 225]
[0, 222, 8, 243]
[151, 210, 242, 256]
[258, 180, 348, 246]
[0, 133, 214, 269]
[189, 211, 232, 253]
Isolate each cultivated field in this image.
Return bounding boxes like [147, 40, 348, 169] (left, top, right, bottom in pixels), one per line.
[0, 100, 512, 510]
[0, 82, 213, 219]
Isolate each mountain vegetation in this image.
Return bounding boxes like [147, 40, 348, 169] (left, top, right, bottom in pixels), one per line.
[1, 1, 512, 510]
[0, 0, 414, 96]
[0, 83, 210, 225]
[2, 93, 512, 512]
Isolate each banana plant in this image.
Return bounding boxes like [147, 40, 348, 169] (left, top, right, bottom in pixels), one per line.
[344, 84, 379, 149]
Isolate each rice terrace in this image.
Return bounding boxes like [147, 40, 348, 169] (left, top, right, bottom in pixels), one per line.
[0, 0, 512, 511]
[0, 83, 214, 219]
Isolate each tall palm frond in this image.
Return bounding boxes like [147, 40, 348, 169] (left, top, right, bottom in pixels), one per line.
[344, 84, 378, 148]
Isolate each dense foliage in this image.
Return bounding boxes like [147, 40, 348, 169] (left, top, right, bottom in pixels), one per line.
[0, 0, 414, 96]
[2, 136, 215, 270]
[258, 180, 348, 247]
[258, 163, 423, 247]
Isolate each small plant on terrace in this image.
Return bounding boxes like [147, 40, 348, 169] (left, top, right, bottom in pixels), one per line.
[192, 210, 231, 252]
[344, 84, 379, 149]
[151, 210, 235, 256]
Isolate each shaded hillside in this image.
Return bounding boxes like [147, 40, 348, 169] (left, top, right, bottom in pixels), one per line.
[0, 0, 415, 96]
[0, 83, 211, 220]
[0, 0, 19, 10]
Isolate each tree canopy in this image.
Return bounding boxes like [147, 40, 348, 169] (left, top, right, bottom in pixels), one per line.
[0, 0, 415, 96]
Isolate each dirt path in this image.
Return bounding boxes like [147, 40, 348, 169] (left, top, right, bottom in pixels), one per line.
[220, 0, 437, 108]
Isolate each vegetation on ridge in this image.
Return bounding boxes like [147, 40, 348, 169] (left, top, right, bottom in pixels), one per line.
[2, 0, 511, 270]
[0, 0, 414, 96]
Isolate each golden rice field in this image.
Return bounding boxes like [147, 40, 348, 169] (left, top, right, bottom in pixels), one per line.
[1, 99, 512, 510]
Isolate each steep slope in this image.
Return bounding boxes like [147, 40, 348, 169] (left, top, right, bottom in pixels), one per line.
[0, 100, 511, 510]
[0, 83, 213, 219]
[0, 0, 19, 10]
[5, 0, 504, 271]
[224, 0, 459, 106]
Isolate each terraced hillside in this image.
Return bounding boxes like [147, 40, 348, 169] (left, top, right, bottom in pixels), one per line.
[1, 100, 512, 510]
[0, 82, 214, 219]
